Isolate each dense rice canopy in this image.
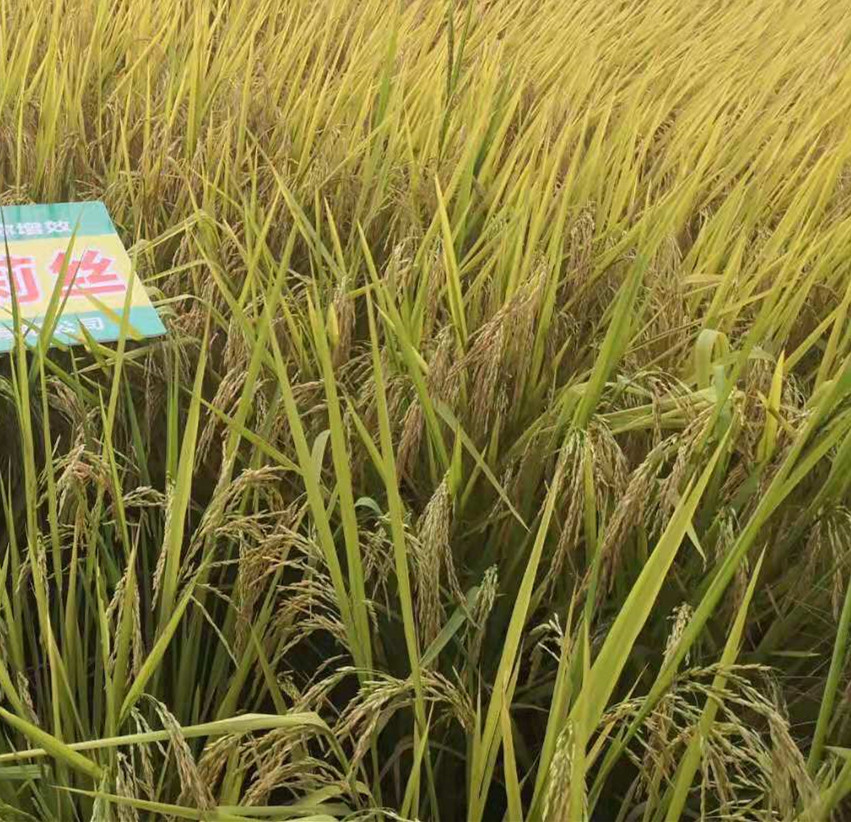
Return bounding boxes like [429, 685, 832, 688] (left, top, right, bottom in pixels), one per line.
[1, 0, 851, 818]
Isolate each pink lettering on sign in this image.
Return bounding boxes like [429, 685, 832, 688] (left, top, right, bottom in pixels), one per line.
[49, 250, 127, 297]
[0, 256, 40, 304]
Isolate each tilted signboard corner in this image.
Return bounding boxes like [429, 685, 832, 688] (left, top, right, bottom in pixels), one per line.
[0, 201, 165, 351]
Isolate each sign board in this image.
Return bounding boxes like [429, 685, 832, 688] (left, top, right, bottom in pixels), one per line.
[0, 201, 165, 351]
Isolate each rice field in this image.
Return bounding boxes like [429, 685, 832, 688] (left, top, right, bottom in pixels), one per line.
[1, 0, 851, 818]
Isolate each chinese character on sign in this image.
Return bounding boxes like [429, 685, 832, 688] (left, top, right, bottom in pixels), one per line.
[0, 256, 40, 304]
[55, 316, 107, 337]
[49, 250, 127, 297]
[81, 317, 105, 332]
[0, 222, 52, 238]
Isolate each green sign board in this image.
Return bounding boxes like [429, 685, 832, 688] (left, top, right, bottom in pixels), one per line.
[0, 201, 165, 350]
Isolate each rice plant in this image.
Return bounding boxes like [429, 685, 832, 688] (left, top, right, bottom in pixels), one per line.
[1, 0, 851, 819]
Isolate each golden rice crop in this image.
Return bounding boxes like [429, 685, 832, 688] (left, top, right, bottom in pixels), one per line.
[1, 0, 851, 818]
